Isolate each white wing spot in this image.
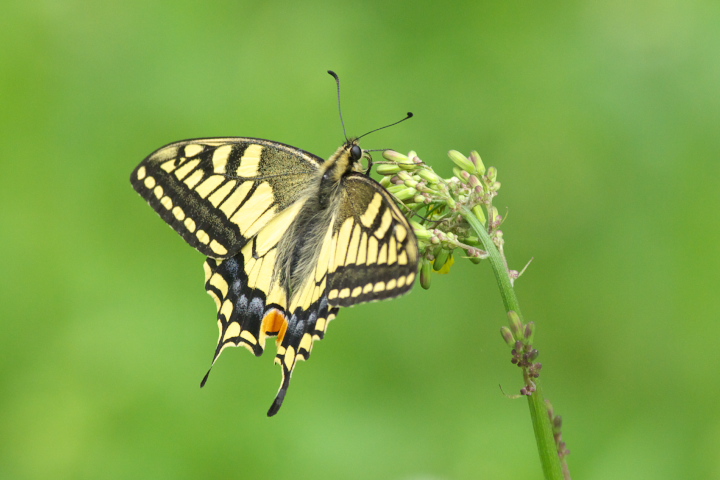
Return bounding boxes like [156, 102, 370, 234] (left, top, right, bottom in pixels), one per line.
[223, 322, 241, 341]
[284, 346, 296, 369]
[359, 193, 383, 228]
[241, 330, 258, 345]
[212, 144, 233, 173]
[194, 175, 225, 199]
[173, 159, 200, 180]
[208, 180, 236, 207]
[209, 240, 227, 256]
[160, 160, 176, 173]
[196, 229, 210, 244]
[209, 270, 229, 297]
[136, 166, 146, 180]
[172, 206, 185, 221]
[236, 144, 263, 177]
[398, 251, 408, 265]
[184, 144, 204, 157]
[300, 333, 313, 354]
[367, 236, 379, 265]
[160, 196, 173, 210]
[394, 224, 408, 242]
[183, 169, 204, 189]
[375, 209, 393, 238]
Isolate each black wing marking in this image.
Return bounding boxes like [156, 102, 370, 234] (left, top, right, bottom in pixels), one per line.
[131, 137, 322, 258]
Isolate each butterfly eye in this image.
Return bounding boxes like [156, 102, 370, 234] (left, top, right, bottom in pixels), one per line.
[350, 144, 363, 162]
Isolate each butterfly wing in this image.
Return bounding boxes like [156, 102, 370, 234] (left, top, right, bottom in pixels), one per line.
[130, 137, 322, 258]
[326, 173, 419, 306]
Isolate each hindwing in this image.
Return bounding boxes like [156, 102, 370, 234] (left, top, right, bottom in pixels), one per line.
[130, 138, 322, 258]
[326, 174, 419, 306]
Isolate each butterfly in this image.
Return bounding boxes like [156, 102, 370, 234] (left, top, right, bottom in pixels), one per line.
[130, 74, 418, 416]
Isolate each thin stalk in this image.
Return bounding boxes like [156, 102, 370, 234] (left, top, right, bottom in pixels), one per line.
[461, 206, 564, 480]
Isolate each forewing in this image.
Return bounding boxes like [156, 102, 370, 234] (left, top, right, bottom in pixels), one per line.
[326, 174, 419, 307]
[131, 137, 321, 258]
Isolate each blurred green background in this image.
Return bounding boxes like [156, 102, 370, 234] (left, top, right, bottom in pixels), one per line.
[2, 1, 719, 479]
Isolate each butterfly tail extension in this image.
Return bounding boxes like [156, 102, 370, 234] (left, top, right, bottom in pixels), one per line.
[267, 298, 339, 416]
[201, 254, 289, 386]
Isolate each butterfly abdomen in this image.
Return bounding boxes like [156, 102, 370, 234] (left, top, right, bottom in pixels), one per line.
[278, 187, 341, 301]
[277, 143, 357, 300]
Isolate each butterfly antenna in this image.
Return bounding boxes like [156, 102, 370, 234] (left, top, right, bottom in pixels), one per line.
[327, 70, 349, 142]
[357, 112, 413, 140]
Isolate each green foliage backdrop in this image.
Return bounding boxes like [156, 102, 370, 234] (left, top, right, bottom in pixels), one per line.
[2, 1, 719, 479]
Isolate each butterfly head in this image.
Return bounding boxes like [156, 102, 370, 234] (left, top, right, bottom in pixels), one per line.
[349, 142, 363, 163]
[323, 138, 371, 182]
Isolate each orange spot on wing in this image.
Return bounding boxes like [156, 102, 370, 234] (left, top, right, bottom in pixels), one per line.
[262, 309, 289, 343]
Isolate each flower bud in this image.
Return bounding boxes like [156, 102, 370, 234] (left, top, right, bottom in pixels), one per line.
[501, 326, 515, 345]
[433, 248, 449, 271]
[420, 259, 433, 289]
[382, 150, 406, 162]
[471, 205, 486, 225]
[524, 322, 535, 343]
[387, 186, 417, 201]
[417, 168, 441, 184]
[448, 150, 477, 174]
[409, 221, 433, 241]
[452, 167, 468, 183]
[376, 164, 401, 175]
[469, 151, 486, 176]
[486, 166, 497, 183]
[508, 311, 523, 338]
[398, 161, 418, 171]
[488, 206, 499, 226]
[433, 249, 454, 274]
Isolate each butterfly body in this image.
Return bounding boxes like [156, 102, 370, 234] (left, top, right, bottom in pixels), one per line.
[131, 136, 418, 415]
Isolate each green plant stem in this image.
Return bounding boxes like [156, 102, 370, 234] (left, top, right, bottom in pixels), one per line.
[461, 207, 564, 480]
